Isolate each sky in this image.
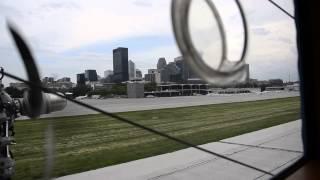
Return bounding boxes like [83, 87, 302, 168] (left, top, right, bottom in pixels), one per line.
[0, 0, 297, 86]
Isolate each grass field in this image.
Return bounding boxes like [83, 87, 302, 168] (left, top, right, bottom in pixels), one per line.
[12, 97, 300, 179]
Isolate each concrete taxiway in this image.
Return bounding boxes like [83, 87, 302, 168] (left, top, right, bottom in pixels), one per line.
[56, 120, 302, 180]
[25, 91, 299, 119]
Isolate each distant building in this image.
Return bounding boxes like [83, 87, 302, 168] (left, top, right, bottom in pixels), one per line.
[113, 47, 129, 82]
[146, 69, 161, 83]
[244, 64, 250, 82]
[286, 83, 299, 91]
[247, 78, 258, 87]
[91, 82, 115, 91]
[57, 77, 71, 82]
[265, 87, 285, 91]
[145, 74, 155, 83]
[104, 70, 113, 78]
[157, 57, 167, 70]
[42, 77, 54, 84]
[148, 69, 157, 74]
[54, 82, 74, 89]
[187, 78, 207, 84]
[97, 75, 102, 81]
[257, 80, 270, 86]
[145, 72, 161, 84]
[77, 73, 86, 85]
[269, 79, 284, 86]
[144, 84, 210, 97]
[128, 60, 136, 80]
[174, 56, 199, 82]
[136, 69, 143, 79]
[160, 62, 180, 83]
[85, 70, 98, 82]
[174, 56, 183, 62]
[127, 82, 144, 98]
[9, 82, 28, 90]
[102, 70, 114, 83]
[42, 77, 75, 89]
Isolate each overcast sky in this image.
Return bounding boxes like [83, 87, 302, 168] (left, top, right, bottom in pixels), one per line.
[0, 0, 297, 85]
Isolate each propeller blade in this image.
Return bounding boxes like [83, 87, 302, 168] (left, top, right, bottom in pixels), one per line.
[7, 22, 43, 118]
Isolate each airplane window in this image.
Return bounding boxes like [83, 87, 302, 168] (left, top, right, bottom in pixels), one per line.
[0, 0, 301, 179]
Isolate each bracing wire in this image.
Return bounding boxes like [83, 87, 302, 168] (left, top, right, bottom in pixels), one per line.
[2, 70, 274, 176]
[268, 0, 295, 19]
[2, 0, 275, 176]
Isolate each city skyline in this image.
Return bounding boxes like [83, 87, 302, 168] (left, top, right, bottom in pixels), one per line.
[37, 55, 291, 86]
[0, 0, 298, 86]
[4, 52, 296, 85]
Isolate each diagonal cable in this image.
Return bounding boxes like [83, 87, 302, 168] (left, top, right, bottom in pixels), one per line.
[2, 70, 274, 176]
[268, 0, 295, 19]
[4, 19, 273, 176]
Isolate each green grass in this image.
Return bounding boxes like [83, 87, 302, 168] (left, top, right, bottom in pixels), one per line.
[12, 97, 300, 179]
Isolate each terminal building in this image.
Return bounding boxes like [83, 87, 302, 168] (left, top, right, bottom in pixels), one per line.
[144, 84, 211, 97]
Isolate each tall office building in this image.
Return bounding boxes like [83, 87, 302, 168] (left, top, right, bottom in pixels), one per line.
[157, 57, 167, 70]
[160, 62, 180, 83]
[113, 47, 129, 82]
[174, 56, 199, 82]
[128, 60, 136, 80]
[244, 63, 250, 82]
[77, 73, 86, 85]
[85, 70, 98, 82]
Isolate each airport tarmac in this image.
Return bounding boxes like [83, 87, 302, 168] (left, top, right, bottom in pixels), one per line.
[56, 120, 302, 180]
[23, 91, 299, 119]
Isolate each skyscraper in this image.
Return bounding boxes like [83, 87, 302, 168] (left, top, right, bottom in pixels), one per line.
[77, 73, 85, 85]
[128, 60, 136, 80]
[160, 62, 180, 83]
[157, 57, 167, 70]
[174, 56, 199, 82]
[113, 47, 129, 82]
[85, 70, 98, 82]
[245, 63, 250, 82]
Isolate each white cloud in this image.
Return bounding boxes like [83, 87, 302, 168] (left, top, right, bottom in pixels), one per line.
[0, 0, 299, 86]
[0, 0, 172, 52]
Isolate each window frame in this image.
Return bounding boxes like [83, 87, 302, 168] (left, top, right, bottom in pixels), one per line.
[272, 0, 320, 179]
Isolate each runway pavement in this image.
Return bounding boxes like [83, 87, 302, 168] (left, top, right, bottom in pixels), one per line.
[56, 120, 302, 180]
[20, 91, 300, 119]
